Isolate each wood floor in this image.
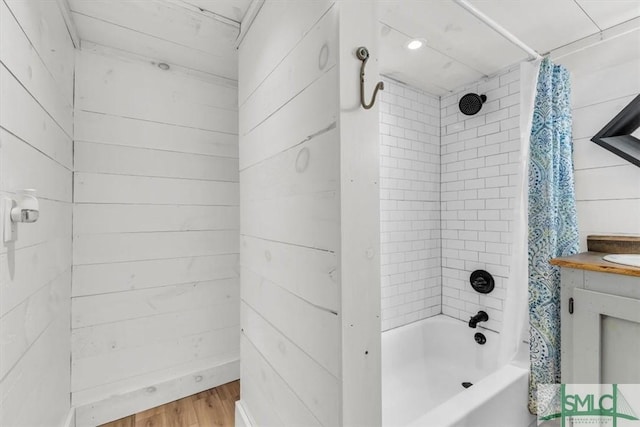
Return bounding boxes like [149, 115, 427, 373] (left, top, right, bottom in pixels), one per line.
[100, 380, 240, 427]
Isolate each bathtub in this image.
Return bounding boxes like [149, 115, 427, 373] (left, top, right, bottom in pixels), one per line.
[382, 315, 535, 427]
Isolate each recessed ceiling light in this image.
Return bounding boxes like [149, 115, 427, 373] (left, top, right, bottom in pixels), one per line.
[158, 62, 170, 71]
[407, 39, 423, 50]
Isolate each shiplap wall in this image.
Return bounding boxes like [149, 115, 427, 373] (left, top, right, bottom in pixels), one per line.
[379, 78, 441, 331]
[439, 67, 521, 333]
[237, 1, 381, 425]
[72, 47, 239, 426]
[0, 1, 75, 426]
[559, 31, 640, 248]
[238, 2, 340, 425]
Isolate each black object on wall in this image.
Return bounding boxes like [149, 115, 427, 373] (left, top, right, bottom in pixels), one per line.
[468, 310, 489, 328]
[459, 93, 487, 115]
[470, 270, 495, 294]
[591, 94, 640, 168]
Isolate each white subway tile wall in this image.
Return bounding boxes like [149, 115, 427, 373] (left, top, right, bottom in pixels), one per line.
[439, 67, 520, 333]
[379, 78, 441, 331]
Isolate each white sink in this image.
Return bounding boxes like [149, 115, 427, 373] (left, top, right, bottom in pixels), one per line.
[603, 254, 640, 268]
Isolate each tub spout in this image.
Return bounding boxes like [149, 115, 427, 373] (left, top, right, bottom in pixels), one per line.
[468, 310, 488, 328]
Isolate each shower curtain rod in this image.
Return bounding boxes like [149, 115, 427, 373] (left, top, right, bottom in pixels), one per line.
[452, 0, 542, 60]
[545, 16, 640, 61]
[454, 0, 640, 64]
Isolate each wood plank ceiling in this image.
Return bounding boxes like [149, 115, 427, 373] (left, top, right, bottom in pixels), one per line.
[67, 0, 252, 80]
[68, 0, 638, 92]
[380, 0, 640, 94]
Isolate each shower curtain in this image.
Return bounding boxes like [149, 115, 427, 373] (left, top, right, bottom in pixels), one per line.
[497, 59, 540, 368]
[527, 57, 579, 414]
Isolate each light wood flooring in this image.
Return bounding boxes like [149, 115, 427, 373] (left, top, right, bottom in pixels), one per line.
[100, 380, 240, 427]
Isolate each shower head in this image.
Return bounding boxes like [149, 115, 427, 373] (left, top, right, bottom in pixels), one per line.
[459, 93, 487, 116]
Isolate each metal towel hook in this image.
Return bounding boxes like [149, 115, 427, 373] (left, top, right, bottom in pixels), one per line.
[356, 46, 384, 110]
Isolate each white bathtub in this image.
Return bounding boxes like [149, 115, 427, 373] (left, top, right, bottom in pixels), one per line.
[382, 315, 535, 427]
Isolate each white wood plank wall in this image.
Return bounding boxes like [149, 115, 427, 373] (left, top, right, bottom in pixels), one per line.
[559, 31, 640, 249]
[0, 1, 75, 426]
[237, 1, 382, 425]
[72, 47, 240, 425]
[337, 2, 382, 423]
[237, 1, 341, 425]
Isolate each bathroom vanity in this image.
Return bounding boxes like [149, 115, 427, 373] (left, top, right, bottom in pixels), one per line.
[552, 246, 640, 384]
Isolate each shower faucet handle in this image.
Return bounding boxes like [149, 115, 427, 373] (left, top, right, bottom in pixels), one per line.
[472, 277, 487, 286]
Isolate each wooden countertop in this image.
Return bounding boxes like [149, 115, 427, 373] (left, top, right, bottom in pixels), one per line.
[551, 252, 640, 278]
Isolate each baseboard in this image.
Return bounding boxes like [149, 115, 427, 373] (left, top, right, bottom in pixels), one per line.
[75, 359, 240, 427]
[62, 407, 75, 427]
[235, 400, 254, 427]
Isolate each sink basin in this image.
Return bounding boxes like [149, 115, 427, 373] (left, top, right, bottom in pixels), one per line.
[603, 254, 640, 268]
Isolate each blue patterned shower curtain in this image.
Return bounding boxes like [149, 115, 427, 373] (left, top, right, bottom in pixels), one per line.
[528, 58, 579, 414]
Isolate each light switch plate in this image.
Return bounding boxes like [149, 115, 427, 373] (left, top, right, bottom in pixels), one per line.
[1, 198, 17, 243]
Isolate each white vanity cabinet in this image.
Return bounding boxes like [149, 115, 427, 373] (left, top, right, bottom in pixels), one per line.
[556, 259, 640, 384]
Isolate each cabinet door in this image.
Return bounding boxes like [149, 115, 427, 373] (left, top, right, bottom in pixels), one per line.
[573, 288, 640, 383]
